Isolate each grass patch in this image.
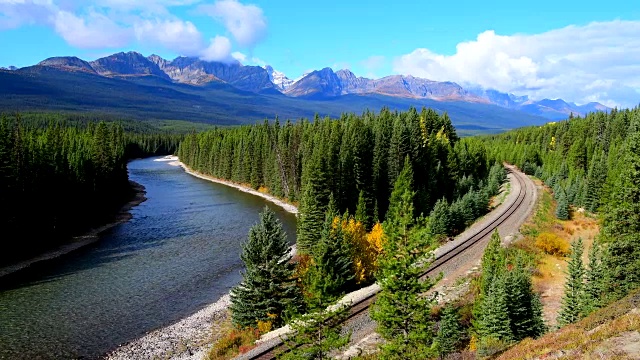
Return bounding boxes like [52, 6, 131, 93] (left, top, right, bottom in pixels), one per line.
[513, 181, 600, 328]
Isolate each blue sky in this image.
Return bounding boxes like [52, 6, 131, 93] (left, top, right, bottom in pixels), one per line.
[1, 0, 639, 107]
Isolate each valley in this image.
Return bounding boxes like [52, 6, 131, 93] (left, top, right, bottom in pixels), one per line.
[0, 2, 638, 359]
[0, 51, 609, 135]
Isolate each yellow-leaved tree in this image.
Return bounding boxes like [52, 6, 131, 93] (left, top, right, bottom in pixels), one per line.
[342, 217, 384, 284]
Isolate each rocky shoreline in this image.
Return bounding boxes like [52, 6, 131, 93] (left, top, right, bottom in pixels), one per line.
[105, 156, 299, 360]
[106, 295, 232, 360]
[0, 180, 147, 279]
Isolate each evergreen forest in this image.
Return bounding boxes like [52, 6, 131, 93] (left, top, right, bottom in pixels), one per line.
[0, 114, 182, 264]
[482, 107, 640, 302]
[7, 105, 640, 359]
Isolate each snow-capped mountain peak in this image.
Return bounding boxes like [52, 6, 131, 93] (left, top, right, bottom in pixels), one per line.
[264, 65, 294, 90]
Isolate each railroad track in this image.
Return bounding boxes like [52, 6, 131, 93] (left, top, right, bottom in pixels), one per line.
[241, 167, 530, 360]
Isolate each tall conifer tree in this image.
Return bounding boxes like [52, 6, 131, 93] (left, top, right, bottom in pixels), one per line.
[297, 150, 330, 254]
[230, 207, 303, 329]
[371, 158, 437, 359]
[558, 238, 585, 326]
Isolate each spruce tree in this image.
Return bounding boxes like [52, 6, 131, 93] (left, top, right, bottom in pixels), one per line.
[279, 303, 350, 360]
[504, 258, 546, 340]
[480, 230, 505, 295]
[555, 189, 570, 220]
[558, 238, 585, 326]
[478, 274, 512, 342]
[429, 198, 451, 237]
[602, 117, 640, 299]
[371, 158, 437, 359]
[584, 149, 607, 212]
[297, 151, 331, 254]
[435, 304, 462, 358]
[355, 189, 372, 229]
[583, 240, 604, 315]
[230, 207, 303, 329]
[304, 210, 355, 308]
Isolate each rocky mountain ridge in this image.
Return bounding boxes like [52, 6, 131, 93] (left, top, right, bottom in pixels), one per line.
[13, 51, 610, 120]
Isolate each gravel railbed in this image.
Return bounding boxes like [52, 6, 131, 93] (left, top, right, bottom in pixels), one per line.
[338, 166, 538, 358]
[240, 166, 538, 360]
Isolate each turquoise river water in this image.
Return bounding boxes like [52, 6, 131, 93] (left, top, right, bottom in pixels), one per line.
[0, 157, 297, 359]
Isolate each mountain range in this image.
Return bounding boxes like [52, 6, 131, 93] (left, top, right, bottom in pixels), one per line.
[0, 51, 610, 133]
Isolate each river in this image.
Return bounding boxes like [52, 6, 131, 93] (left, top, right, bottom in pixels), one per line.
[0, 157, 297, 359]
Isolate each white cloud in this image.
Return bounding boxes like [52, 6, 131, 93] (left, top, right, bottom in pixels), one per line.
[231, 51, 266, 66]
[53, 10, 131, 48]
[201, 35, 232, 61]
[0, 0, 269, 60]
[0, 0, 54, 29]
[231, 51, 246, 62]
[134, 18, 203, 55]
[393, 20, 640, 108]
[199, 0, 266, 47]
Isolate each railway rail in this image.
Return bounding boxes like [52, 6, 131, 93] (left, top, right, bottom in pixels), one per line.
[240, 167, 530, 360]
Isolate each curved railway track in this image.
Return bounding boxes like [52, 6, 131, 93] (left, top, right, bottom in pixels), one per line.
[241, 167, 531, 360]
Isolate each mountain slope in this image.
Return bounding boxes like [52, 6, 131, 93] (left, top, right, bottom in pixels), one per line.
[7, 52, 609, 120]
[290, 68, 487, 102]
[38, 57, 97, 74]
[265, 65, 294, 90]
[0, 66, 549, 134]
[499, 288, 640, 359]
[285, 67, 343, 98]
[153, 56, 275, 93]
[89, 52, 171, 80]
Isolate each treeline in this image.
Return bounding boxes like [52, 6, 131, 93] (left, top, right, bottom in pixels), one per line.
[0, 114, 181, 264]
[209, 109, 515, 358]
[482, 107, 640, 317]
[481, 109, 633, 215]
[178, 107, 505, 251]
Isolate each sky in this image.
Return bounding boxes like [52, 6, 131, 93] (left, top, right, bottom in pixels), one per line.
[1, 0, 639, 108]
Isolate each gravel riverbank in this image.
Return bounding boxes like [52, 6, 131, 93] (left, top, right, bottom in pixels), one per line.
[106, 295, 232, 360]
[105, 156, 299, 360]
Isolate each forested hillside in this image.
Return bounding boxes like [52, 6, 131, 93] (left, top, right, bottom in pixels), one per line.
[178, 107, 506, 250]
[482, 107, 640, 318]
[0, 114, 181, 264]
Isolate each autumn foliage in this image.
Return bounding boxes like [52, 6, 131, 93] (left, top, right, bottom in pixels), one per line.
[535, 232, 570, 257]
[341, 218, 384, 284]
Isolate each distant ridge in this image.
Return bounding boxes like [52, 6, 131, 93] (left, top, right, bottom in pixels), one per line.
[3, 51, 611, 122]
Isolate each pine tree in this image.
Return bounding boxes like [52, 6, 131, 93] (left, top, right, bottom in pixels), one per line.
[435, 304, 462, 358]
[371, 158, 437, 359]
[477, 274, 512, 342]
[583, 240, 605, 315]
[304, 210, 355, 308]
[429, 198, 451, 237]
[230, 207, 304, 329]
[297, 151, 331, 254]
[555, 189, 570, 220]
[279, 302, 351, 360]
[602, 117, 640, 299]
[558, 238, 585, 326]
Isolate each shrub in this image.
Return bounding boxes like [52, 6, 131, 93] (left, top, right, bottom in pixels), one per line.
[477, 336, 511, 357]
[207, 328, 260, 360]
[535, 232, 570, 256]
